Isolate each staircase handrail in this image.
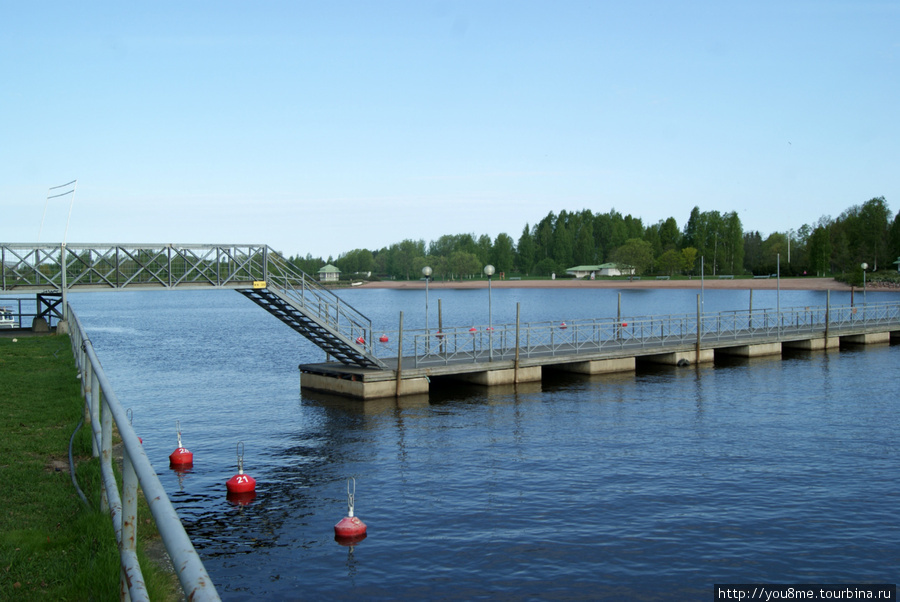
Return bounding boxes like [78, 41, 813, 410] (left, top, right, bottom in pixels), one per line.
[260, 248, 377, 356]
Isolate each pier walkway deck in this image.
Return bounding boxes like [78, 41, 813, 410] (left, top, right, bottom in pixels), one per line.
[299, 301, 900, 399]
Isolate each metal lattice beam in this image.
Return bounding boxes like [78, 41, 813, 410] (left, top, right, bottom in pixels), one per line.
[1, 243, 384, 369]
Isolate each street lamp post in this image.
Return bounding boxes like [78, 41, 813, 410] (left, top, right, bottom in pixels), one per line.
[861, 262, 868, 305]
[484, 264, 495, 360]
[422, 266, 432, 352]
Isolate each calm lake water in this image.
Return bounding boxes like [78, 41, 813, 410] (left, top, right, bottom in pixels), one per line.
[68, 287, 900, 600]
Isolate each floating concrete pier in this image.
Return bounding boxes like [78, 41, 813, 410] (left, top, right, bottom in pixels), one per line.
[783, 337, 840, 351]
[640, 349, 715, 366]
[555, 357, 636, 375]
[300, 319, 900, 399]
[841, 332, 891, 345]
[716, 342, 782, 358]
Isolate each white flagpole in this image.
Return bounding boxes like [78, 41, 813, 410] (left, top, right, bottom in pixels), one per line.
[40, 180, 77, 243]
[63, 180, 77, 245]
[38, 196, 51, 243]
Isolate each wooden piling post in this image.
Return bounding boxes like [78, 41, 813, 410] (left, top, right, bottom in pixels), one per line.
[395, 311, 403, 397]
[515, 303, 521, 382]
[696, 294, 701, 364]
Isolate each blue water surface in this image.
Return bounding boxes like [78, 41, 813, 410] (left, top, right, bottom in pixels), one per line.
[69, 288, 900, 600]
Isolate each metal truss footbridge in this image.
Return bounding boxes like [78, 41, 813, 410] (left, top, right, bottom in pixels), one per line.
[1, 243, 385, 369]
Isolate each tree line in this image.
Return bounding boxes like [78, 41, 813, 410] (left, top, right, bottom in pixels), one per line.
[287, 197, 900, 282]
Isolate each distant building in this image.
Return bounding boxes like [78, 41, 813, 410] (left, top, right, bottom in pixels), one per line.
[318, 264, 341, 282]
[565, 263, 635, 278]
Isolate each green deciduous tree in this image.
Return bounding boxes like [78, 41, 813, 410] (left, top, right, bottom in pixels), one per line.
[612, 238, 653, 276]
[681, 247, 698, 275]
[533, 257, 558, 277]
[858, 196, 891, 270]
[658, 217, 681, 251]
[491, 233, 516, 274]
[516, 224, 535, 274]
[552, 210, 575, 269]
[807, 225, 833, 276]
[657, 249, 682, 276]
[448, 251, 481, 279]
[573, 219, 596, 265]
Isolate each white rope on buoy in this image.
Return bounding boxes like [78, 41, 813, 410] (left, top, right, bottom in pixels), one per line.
[237, 442, 245, 473]
[347, 477, 356, 518]
[334, 477, 367, 542]
[169, 419, 193, 467]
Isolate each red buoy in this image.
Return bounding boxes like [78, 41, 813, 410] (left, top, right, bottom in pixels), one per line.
[469, 327, 477, 334]
[226, 474, 256, 493]
[334, 478, 367, 544]
[226, 490, 256, 506]
[379, 334, 389, 343]
[226, 443, 256, 494]
[356, 336, 365, 345]
[622, 322, 628, 328]
[560, 322, 567, 329]
[334, 516, 367, 544]
[169, 421, 193, 467]
[169, 447, 191, 465]
[435, 331, 444, 339]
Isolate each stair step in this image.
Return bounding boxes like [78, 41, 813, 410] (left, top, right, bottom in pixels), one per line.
[237, 288, 381, 369]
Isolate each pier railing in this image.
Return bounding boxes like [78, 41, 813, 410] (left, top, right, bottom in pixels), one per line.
[66, 303, 220, 601]
[368, 301, 900, 368]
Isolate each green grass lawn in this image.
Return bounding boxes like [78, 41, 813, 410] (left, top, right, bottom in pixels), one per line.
[0, 334, 179, 600]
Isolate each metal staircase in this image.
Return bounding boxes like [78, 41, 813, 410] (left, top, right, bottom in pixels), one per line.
[238, 286, 383, 368]
[243, 250, 385, 369]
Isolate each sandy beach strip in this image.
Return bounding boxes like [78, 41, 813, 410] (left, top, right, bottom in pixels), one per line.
[355, 277, 857, 292]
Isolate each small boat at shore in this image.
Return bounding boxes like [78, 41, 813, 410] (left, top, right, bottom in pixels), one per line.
[0, 307, 16, 329]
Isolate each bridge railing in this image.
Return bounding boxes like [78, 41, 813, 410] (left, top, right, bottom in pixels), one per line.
[67, 306, 223, 600]
[1, 244, 63, 289]
[1, 243, 291, 290]
[2, 243, 378, 362]
[372, 301, 900, 367]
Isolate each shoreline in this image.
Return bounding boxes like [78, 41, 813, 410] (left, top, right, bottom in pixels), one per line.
[354, 277, 858, 292]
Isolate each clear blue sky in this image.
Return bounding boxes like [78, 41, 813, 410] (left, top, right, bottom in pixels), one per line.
[2, 1, 897, 259]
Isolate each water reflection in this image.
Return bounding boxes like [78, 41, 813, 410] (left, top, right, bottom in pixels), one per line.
[67, 289, 900, 599]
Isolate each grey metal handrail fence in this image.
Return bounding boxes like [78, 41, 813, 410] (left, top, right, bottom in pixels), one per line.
[67, 302, 220, 601]
[369, 301, 900, 368]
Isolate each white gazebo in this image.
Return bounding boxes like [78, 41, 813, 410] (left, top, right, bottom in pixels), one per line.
[317, 264, 341, 282]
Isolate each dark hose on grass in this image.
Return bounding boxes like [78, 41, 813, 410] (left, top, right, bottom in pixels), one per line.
[69, 419, 91, 508]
